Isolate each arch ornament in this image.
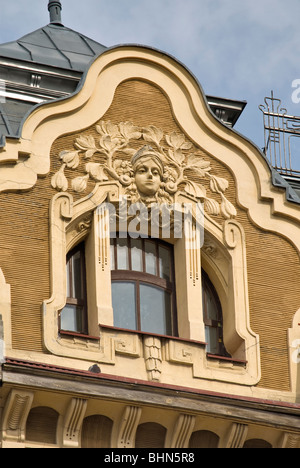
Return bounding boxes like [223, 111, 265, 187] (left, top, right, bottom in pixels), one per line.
[43, 132, 260, 385]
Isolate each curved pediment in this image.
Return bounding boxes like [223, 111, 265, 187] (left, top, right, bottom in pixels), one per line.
[0, 45, 299, 251]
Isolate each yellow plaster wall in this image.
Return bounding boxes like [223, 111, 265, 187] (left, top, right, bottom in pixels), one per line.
[0, 79, 299, 392]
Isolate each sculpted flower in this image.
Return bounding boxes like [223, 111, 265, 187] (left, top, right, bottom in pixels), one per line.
[114, 159, 133, 177]
[163, 166, 179, 183]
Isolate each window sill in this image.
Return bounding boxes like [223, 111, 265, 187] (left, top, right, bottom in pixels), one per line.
[59, 330, 100, 341]
[206, 353, 247, 366]
[99, 323, 207, 346]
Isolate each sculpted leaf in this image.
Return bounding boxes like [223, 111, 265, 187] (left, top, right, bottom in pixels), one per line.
[220, 194, 237, 219]
[96, 120, 120, 138]
[187, 154, 211, 170]
[84, 149, 97, 159]
[173, 149, 185, 165]
[75, 135, 97, 151]
[165, 132, 185, 149]
[184, 180, 206, 199]
[143, 125, 164, 147]
[204, 197, 220, 216]
[180, 141, 193, 150]
[123, 148, 137, 157]
[51, 166, 68, 192]
[59, 150, 80, 169]
[100, 135, 121, 153]
[71, 175, 89, 193]
[209, 174, 229, 193]
[119, 121, 142, 141]
[86, 163, 109, 181]
[106, 121, 120, 138]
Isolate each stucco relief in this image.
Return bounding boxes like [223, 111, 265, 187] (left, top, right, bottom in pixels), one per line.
[51, 120, 237, 220]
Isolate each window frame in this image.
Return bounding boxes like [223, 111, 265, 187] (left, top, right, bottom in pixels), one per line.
[44, 191, 261, 386]
[59, 242, 88, 335]
[110, 236, 178, 337]
[201, 269, 229, 358]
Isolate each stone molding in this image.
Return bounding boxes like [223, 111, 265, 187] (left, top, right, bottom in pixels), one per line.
[42, 181, 260, 386]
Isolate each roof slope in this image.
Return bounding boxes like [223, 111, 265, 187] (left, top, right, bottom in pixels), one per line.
[0, 23, 107, 72]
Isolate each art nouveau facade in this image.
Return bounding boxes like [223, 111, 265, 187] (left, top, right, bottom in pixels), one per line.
[1, 7, 300, 449]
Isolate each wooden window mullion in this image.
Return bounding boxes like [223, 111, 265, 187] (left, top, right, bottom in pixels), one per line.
[136, 280, 141, 331]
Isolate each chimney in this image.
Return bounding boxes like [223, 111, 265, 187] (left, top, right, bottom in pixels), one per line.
[48, 1, 63, 25]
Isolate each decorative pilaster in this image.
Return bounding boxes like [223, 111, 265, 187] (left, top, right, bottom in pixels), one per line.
[2, 389, 34, 443]
[278, 432, 300, 449]
[174, 225, 205, 343]
[62, 398, 87, 447]
[116, 406, 142, 448]
[170, 414, 196, 448]
[85, 205, 114, 329]
[143, 336, 162, 381]
[222, 423, 248, 448]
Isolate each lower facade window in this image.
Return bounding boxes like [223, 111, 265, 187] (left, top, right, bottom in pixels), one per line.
[110, 237, 176, 336]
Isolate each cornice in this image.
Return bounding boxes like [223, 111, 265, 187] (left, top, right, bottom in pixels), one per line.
[2, 358, 300, 431]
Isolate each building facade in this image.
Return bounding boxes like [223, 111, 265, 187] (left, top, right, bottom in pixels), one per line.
[0, 2, 300, 449]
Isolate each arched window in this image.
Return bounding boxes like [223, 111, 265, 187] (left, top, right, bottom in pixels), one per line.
[81, 415, 113, 448]
[110, 237, 177, 336]
[243, 439, 272, 449]
[135, 422, 166, 448]
[202, 270, 229, 357]
[59, 242, 88, 334]
[26, 406, 59, 445]
[189, 430, 219, 448]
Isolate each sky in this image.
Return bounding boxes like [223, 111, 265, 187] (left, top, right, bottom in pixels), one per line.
[1, 0, 300, 164]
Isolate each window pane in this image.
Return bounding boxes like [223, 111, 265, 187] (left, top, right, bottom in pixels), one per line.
[60, 304, 84, 333]
[117, 238, 129, 270]
[131, 238, 143, 272]
[158, 246, 171, 280]
[205, 326, 218, 354]
[145, 241, 157, 275]
[72, 250, 84, 299]
[112, 282, 137, 330]
[205, 293, 219, 321]
[66, 261, 71, 297]
[110, 241, 115, 270]
[140, 284, 172, 335]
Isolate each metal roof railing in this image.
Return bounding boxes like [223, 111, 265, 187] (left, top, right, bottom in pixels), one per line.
[259, 91, 300, 177]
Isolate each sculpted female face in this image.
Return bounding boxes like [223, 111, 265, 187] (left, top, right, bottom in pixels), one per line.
[134, 157, 162, 197]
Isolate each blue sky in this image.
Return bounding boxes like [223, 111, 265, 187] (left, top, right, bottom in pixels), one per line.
[1, 0, 300, 162]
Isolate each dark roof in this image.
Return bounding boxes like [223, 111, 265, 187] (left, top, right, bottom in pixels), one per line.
[0, 23, 107, 72]
[0, 22, 107, 144]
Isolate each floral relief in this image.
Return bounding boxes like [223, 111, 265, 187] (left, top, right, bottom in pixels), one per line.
[51, 120, 236, 219]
